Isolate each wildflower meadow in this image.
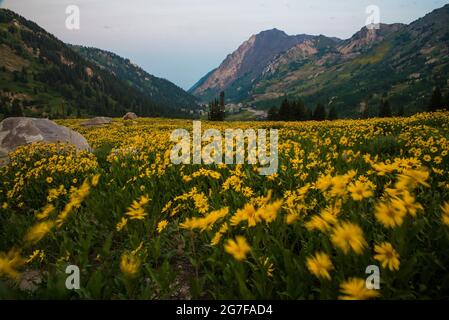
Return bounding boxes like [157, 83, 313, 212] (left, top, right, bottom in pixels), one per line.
[1, 111, 449, 299]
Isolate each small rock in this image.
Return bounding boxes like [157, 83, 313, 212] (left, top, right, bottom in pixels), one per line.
[19, 270, 42, 293]
[123, 112, 138, 120]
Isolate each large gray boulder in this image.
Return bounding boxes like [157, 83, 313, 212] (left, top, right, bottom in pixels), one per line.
[0, 118, 91, 163]
[123, 112, 138, 120]
[81, 117, 113, 127]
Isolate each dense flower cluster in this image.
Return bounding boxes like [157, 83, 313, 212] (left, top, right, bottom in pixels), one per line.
[0, 112, 448, 299]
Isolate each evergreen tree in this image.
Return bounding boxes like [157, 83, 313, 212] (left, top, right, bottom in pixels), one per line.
[11, 100, 24, 117]
[312, 103, 326, 121]
[278, 99, 292, 121]
[328, 105, 338, 120]
[361, 102, 370, 119]
[397, 105, 405, 117]
[208, 92, 225, 121]
[442, 91, 449, 111]
[428, 86, 442, 112]
[292, 99, 306, 120]
[268, 106, 279, 121]
[379, 99, 392, 118]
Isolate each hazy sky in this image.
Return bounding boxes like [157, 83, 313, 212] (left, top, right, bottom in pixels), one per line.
[1, 0, 448, 89]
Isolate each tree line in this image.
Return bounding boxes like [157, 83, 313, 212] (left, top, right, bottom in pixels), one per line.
[267, 86, 449, 122]
[267, 99, 338, 121]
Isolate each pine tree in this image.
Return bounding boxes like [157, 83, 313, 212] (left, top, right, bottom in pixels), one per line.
[208, 93, 225, 121]
[278, 99, 292, 121]
[292, 99, 306, 120]
[441, 90, 449, 111]
[428, 86, 442, 112]
[397, 105, 405, 117]
[379, 99, 392, 118]
[11, 100, 24, 117]
[268, 106, 279, 121]
[328, 105, 338, 120]
[313, 103, 326, 121]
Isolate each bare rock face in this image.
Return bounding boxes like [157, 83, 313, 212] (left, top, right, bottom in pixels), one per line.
[81, 117, 113, 127]
[0, 117, 91, 162]
[123, 112, 138, 120]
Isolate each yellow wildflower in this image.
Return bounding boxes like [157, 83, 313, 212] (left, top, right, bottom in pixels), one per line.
[125, 196, 150, 220]
[306, 252, 334, 280]
[157, 220, 168, 233]
[339, 278, 380, 300]
[331, 221, 367, 255]
[441, 202, 449, 226]
[374, 242, 400, 271]
[0, 248, 25, 280]
[224, 236, 251, 261]
[374, 200, 406, 228]
[24, 221, 55, 244]
[120, 252, 141, 277]
[35, 204, 55, 220]
[116, 217, 128, 231]
[348, 181, 374, 201]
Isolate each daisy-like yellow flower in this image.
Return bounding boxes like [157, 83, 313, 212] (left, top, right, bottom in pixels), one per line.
[395, 168, 430, 190]
[400, 191, 423, 217]
[259, 257, 275, 278]
[224, 236, 251, 261]
[374, 242, 400, 271]
[338, 278, 380, 300]
[306, 252, 334, 280]
[180, 207, 228, 232]
[441, 202, 449, 226]
[157, 220, 168, 233]
[305, 210, 338, 232]
[24, 221, 55, 244]
[91, 174, 101, 187]
[0, 248, 25, 279]
[348, 181, 374, 201]
[46, 177, 53, 184]
[125, 196, 150, 220]
[26, 249, 45, 264]
[35, 204, 55, 220]
[120, 252, 141, 277]
[374, 199, 406, 228]
[230, 203, 259, 227]
[285, 212, 300, 225]
[257, 200, 283, 224]
[116, 217, 128, 231]
[330, 221, 367, 255]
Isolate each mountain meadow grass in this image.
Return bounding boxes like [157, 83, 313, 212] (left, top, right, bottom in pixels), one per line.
[1, 111, 449, 299]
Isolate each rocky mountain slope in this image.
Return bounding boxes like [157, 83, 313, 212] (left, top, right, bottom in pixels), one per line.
[191, 4, 449, 117]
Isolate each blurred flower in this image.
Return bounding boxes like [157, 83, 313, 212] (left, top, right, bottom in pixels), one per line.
[374, 242, 400, 271]
[306, 252, 333, 280]
[224, 236, 251, 261]
[24, 221, 55, 244]
[339, 278, 380, 300]
[120, 252, 141, 277]
[0, 248, 25, 279]
[157, 220, 168, 233]
[331, 221, 367, 255]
